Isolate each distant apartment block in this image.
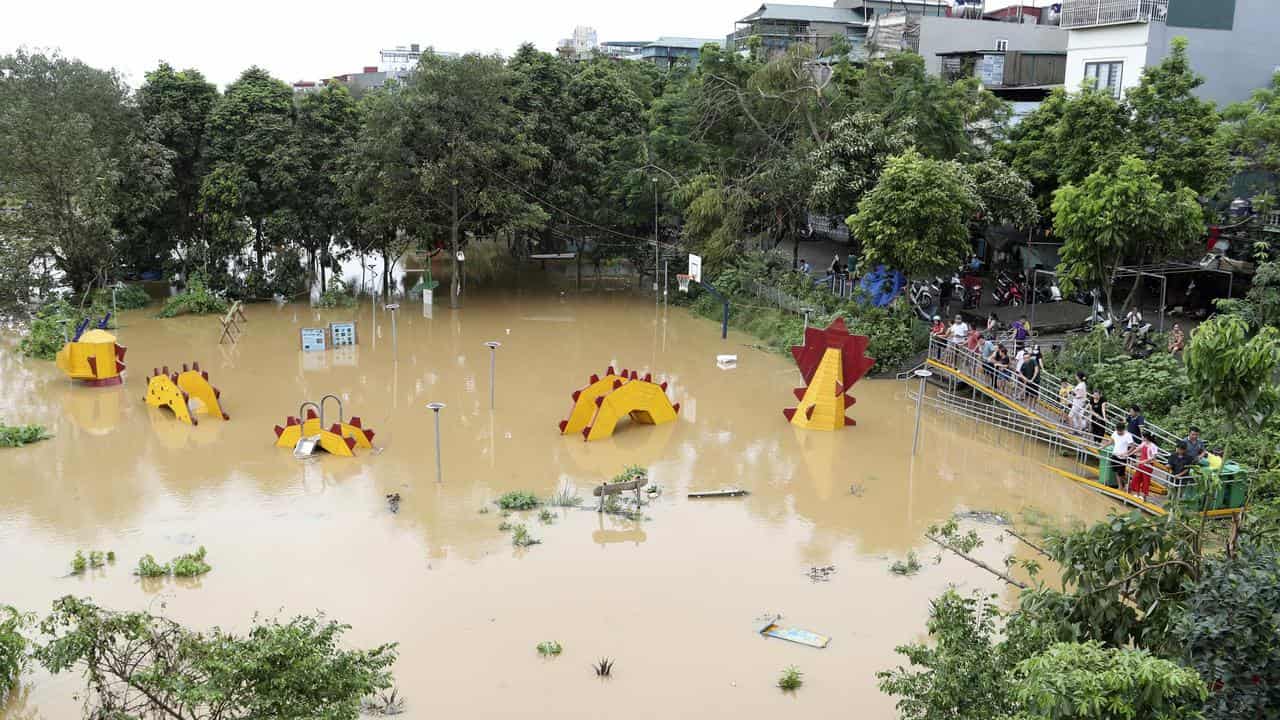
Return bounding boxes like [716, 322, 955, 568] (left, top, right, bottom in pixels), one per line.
[639, 37, 723, 69]
[1061, 0, 1279, 105]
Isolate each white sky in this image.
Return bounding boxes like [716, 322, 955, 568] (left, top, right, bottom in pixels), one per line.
[4, 0, 1039, 89]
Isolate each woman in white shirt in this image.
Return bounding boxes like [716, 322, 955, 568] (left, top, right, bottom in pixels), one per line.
[1068, 372, 1089, 432]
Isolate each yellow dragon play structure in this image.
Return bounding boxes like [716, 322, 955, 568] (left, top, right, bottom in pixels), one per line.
[144, 363, 230, 426]
[783, 318, 875, 431]
[56, 318, 127, 387]
[559, 366, 680, 441]
[273, 395, 376, 458]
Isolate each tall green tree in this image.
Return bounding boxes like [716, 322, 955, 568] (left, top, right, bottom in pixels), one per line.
[847, 150, 981, 277]
[1224, 70, 1280, 176]
[129, 63, 218, 275]
[201, 67, 295, 277]
[1052, 156, 1202, 313]
[0, 51, 163, 293]
[809, 112, 911, 224]
[1126, 37, 1228, 197]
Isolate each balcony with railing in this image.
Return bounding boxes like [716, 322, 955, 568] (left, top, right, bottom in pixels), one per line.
[1059, 0, 1169, 29]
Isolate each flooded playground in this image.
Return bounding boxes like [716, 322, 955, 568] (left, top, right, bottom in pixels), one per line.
[0, 289, 1115, 719]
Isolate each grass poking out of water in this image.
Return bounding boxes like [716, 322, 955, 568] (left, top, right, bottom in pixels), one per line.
[593, 657, 614, 677]
[496, 491, 540, 511]
[889, 551, 922, 576]
[511, 524, 540, 547]
[537, 641, 562, 657]
[69, 550, 113, 575]
[778, 666, 803, 691]
[537, 509, 556, 524]
[545, 481, 582, 508]
[135, 554, 169, 577]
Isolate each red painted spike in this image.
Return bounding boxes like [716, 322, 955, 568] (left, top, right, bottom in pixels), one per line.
[364, 429, 374, 442]
[589, 374, 599, 384]
[595, 396, 605, 407]
[192, 361, 200, 371]
[274, 425, 284, 437]
[201, 371, 209, 380]
[191, 416, 199, 426]
[349, 416, 362, 428]
[844, 416, 857, 426]
[660, 382, 668, 391]
[116, 361, 126, 373]
[344, 435, 356, 450]
[213, 387, 221, 399]
[782, 408, 797, 421]
[605, 366, 615, 376]
[181, 390, 190, 401]
[162, 366, 169, 375]
[643, 373, 652, 383]
[171, 374, 179, 383]
[86, 356, 98, 375]
[572, 390, 581, 402]
[844, 395, 856, 409]
[612, 379, 622, 390]
[793, 388, 806, 401]
[182, 363, 189, 372]
[114, 345, 126, 360]
[287, 416, 299, 426]
[153, 368, 159, 377]
[630, 371, 639, 380]
[672, 402, 681, 413]
[581, 426, 592, 440]
[222, 412, 230, 420]
[330, 423, 343, 435]
[805, 405, 816, 420]
[620, 368, 628, 378]
[306, 408, 318, 419]
[834, 383, 845, 396]
[558, 420, 568, 433]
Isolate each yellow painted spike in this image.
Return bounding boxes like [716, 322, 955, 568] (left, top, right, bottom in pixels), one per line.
[317, 430, 355, 457]
[584, 380, 679, 441]
[338, 423, 373, 448]
[145, 373, 194, 425]
[175, 369, 227, 420]
[275, 423, 302, 448]
[562, 376, 631, 435]
[789, 348, 846, 431]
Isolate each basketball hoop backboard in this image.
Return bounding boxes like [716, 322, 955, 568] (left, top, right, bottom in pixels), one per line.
[688, 254, 702, 283]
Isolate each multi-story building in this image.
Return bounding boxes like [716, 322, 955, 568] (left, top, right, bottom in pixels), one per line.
[867, 10, 1067, 77]
[639, 38, 724, 69]
[600, 40, 651, 59]
[1060, 0, 1277, 105]
[731, 1, 953, 56]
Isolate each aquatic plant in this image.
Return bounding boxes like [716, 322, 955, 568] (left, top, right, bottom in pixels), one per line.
[171, 546, 211, 577]
[93, 284, 151, 310]
[536, 641, 562, 657]
[0, 423, 52, 448]
[135, 554, 170, 578]
[496, 491, 540, 511]
[890, 552, 922, 576]
[537, 509, 556, 524]
[315, 280, 357, 309]
[593, 657, 614, 677]
[497, 521, 514, 532]
[545, 481, 582, 507]
[360, 687, 406, 716]
[158, 276, 228, 318]
[18, 297, 110, 360]
[70, 551, 86, 575]
[778, 666, 804, 691]
[477, 506, 490, 514]
[510, 524, 540, 547]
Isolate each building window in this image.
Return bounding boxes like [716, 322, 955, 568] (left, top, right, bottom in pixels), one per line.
[995, 38, 1008, 52]
[1083, 61, 1123, 97]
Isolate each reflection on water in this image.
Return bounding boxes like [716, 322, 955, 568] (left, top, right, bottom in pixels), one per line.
[0, 288, 1114, 719]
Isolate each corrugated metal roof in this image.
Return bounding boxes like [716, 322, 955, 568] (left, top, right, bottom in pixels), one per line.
[648, 37, 723, 49]
[739, 3, 861, 24]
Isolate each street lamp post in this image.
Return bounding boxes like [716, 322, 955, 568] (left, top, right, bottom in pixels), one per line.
[484, 341, 501, 410]
[653, 178, 660, 300]
[427, 402, 446, 482]
[911, 369, 933, 456]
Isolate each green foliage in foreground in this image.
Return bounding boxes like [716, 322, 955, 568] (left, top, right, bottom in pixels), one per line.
[35, 595, 397, 720]
[158, 277, 228, 318]
[1013, 642, 1206, 720]
[0, 423, 51, 448]
[0, 606, 28, 702]
[495, 491, 540, 511]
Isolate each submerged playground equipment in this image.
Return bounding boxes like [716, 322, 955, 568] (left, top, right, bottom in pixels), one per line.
[559, 366, 680, 441]
[144, 362, 230, 425]
[783, 318, 875, 431]
[56, 317, 127, 387]
[273, 395, 376, 458]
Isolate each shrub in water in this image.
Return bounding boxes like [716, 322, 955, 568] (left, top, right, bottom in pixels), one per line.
[778, 666, 803, 691]
[0, 423, 51, 448]
[511, 524, 540, 547]
[135, 554, 169, 578]
[159, 277, 228, 318]
[496, 491, 540, 511]
[171, 546, 211, 577]
[536, 641, 562, 656]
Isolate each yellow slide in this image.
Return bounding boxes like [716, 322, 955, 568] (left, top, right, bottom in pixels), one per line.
[560, 367, 630, 435]
[144, 363, 230, 426]
[560, 368, 680, 442]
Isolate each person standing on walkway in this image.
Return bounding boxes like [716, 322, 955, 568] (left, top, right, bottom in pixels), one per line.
[939, 277, 954, 317]
[948, 314, 969, 365]
[931, 316, 946, 358]
[1020, 346, 1042, 406]
[1126, 405, 1145, 439]
[981, 333, 998, 386]
[1184, 426, 1207, 462]
[1110, 420, 1136, 489]
[1069, 372, 1089, 432]
[1089, 391, 1110, 445]
[1012, 315, 1032, 351]
[1129, 431, 1158, 501]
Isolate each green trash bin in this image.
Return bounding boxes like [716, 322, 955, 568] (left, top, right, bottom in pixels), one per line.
[1221, 463, 1247, 509]
[1098, 445, 1116, 488]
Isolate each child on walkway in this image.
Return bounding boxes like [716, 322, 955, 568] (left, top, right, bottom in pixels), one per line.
[1129, 431, 1159, 501]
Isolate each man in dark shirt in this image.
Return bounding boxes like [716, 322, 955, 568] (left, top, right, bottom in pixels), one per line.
[1169, 441, 1195, 484]
[1184, 426, 1207, 461]
[1126, 405, 1145, 438]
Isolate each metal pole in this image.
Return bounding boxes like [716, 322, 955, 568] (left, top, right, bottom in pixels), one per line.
[484, 341, 501, 410]
[653, 179, 659, 299]
[663, 260, 669, 308]
[385, 304, 400, 357]
[1158, 275, 1166, 333]
[427, 402, 446, 482]
[912, 369, 933, 456]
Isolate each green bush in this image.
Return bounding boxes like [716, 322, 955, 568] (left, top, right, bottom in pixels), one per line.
[495, 491, 540, 511]
[159, 277, 229, 318]
[0, 423, 51, 448]
[18, 298, 111, 360]
[171, 546, 211, 577]
[135, 554, 169, 577]
[315, 279, 357, 309]
[0, 606, 28, 701]
[1085, 352, 1188, 420]
[93, 284, 151, 310]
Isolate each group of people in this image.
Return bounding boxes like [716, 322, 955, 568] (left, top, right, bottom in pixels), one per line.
[931, 313, 1042, 401]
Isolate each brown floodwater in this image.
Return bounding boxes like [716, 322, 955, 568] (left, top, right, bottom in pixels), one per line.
[0, 288, 1114, 719]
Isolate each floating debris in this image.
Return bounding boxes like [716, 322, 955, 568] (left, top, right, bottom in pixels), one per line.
[688, 489, 749, 499]
[805, 565, 836, 583]
[953, 510, 1010, 526]
[757, 615, 830, 649]
[386, 493, 401, 514]
[849, 483, 865, 497]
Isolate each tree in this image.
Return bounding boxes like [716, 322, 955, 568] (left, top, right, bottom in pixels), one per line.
[848, 150, 981, 277]
[966, 158, 1039, 229]
[129, 63, 218, 275]
[287, 84, 359, 293]
[0, 50, 160, 293]
[1126, 37, 1228, 197]
[399, 53, 549, 306]
[1224, 70, 1280, 176]
[0, 606, 28, 702]
[36, 596, 397, 720]
[1175, 542, 1280, 719]
[809, 112, 911, 222]
[1052, 156, 1202, 313]
[201, 67, 295, 277]
[1012, 642, 1207, 720]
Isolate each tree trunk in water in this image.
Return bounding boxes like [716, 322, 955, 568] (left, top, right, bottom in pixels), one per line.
[382, 250, 391, 299]
[450, 185, 461, 309]
[253, 218, 265, 273]
[792, 232, 800, 270]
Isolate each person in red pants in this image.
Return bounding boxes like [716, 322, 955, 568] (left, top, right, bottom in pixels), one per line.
[1129, 431, 1159, 501]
